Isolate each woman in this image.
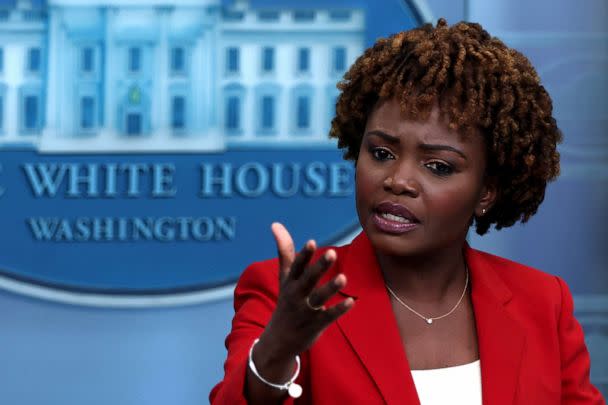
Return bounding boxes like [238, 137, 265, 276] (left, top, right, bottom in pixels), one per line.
[210, 19, 605, 404]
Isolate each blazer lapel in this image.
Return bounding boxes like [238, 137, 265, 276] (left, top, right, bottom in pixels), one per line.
[466, 246, 526, 405]
[334, 232, 420, 405]
[329, 233, 526, 405]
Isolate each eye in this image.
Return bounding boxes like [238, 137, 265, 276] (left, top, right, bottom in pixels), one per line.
[425, 161, 454, 176]
[370, 147, 395, 161]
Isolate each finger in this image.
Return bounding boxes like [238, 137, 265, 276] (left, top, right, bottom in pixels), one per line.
[322, 296, 355, 324]
[307, 272, 346, 308]
[271, 222, 295, 281]
[289, 239, 316, 281]
[298, 249, 336, 294]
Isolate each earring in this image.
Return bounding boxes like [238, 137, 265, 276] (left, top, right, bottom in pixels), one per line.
[481, 208, 487, 215]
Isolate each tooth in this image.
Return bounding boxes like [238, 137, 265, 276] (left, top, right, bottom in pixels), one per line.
[381, 213, 411, 223]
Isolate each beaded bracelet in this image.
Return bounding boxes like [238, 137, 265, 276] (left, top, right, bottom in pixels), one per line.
[248, 338, 303, 398]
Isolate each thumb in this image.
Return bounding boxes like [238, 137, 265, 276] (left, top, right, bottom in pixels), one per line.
[271, 222, 295, 281]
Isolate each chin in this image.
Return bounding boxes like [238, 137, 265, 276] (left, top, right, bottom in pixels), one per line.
[364, 223, 462, 259]
[364, 226, 424, 257]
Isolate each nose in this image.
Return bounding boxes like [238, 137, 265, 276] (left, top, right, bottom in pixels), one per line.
[383, 167, 420, 197]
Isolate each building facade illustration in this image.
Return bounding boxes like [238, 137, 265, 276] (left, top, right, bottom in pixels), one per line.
[0, 0, 365, 152]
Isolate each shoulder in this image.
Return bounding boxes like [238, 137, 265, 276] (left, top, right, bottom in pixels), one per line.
[471, 248, 604, 402]
[471, 247, 558, 284]
[468, 247, 565, 314]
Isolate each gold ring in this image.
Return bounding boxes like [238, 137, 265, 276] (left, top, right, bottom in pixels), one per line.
[305, 295, 323, 311]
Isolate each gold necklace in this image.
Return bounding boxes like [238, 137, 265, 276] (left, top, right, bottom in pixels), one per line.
[385, 266, 469, 325]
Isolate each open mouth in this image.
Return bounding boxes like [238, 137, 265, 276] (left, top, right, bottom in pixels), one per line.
[372, 201, 420, 234]
[378, 212, 415, 224]
[374, 201, 420, 223]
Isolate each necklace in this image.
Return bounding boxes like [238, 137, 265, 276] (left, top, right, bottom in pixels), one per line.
[385, 265, 469, 325]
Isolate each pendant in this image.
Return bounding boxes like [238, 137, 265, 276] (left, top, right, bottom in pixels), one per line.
[288, 383, 303, 398]
[426, 318, 433, 324]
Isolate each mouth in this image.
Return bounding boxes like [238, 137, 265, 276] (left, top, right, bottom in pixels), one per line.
[371, 201, 420, 234]
[374, 201, 420, 223]
[378, 212, 415, 224]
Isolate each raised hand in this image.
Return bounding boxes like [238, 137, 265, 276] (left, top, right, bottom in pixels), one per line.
[246, 223, 354, 402]
[262, 222, 354, 357]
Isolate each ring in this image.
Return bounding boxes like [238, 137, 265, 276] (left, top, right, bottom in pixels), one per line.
[305, 295, 323, 311]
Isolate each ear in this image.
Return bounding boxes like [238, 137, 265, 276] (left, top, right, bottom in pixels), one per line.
[475, 177, 497, 217]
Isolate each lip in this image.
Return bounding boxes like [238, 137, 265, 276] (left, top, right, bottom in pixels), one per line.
[375, 201, 420, 223]
[372, 201, 420, 235]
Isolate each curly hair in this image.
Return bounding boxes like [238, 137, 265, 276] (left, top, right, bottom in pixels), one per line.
[329, 18, 562, 235]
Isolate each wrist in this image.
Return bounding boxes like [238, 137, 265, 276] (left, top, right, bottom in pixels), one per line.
[255, 331, 298, 367]
[248, 338, 303, 398]
[253, 333, 299, 373]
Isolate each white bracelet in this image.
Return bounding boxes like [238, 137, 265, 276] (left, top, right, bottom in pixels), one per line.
[248, 338, 303, 398]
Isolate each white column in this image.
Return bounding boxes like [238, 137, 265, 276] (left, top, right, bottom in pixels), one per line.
[43, 6, 60, 139]
[192, 33, 203, 133]
[156, 7, 170, 136]
[4, 44, 20, 141]
[208, 11, 221, 130]
[103, 7, 117, 139]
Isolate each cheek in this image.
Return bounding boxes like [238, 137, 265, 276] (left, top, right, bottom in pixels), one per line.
[354, 161, 383, 204]
[425, 183, 479, 224]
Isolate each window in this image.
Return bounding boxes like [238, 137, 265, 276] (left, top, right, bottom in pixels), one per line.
[255, 84, 279, 135]
[297, 48, 310, 73]
[226, 47, 239, 74]
[171, 96, 185, 129]
[171, 47, 184, 74]
[23, 10, 44, 21]
[292, 85, 314, 133]
[223, 83, 245, 134]
[297, 95, 310, 129]
[329, 10, 352, 21]
[333, 47, 346, 72]
[81, 96, 94, 129]
[82, 47, 94, 73]
[261, 96, 274, 129]
[258, 11, 279, 21]
[0, 48, 3, 73]
[126, 113, 142, 135]
[128, 47, 141, 72]
[28, 48, 41, 73]
[226, 96, 240, 131]
[330, 95, 338, 114]
[325, 86, 339, 130]
[222, 10, 244, 21]
[294, 11, 315, 22]
[262, 47, 274, 73]
[24, 95, 38, 130]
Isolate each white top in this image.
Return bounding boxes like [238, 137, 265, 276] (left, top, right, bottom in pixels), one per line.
[411, 360, 482, 405]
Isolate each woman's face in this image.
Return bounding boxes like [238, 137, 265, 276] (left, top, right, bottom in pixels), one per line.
[355, 98, 495, 258]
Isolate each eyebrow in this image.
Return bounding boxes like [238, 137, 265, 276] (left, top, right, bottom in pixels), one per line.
[365, 130, 467, 160]
[419, 144, 467, 160]
[365, 130, 400, 144]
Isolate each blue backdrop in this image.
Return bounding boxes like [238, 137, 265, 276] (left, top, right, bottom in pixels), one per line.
[0, 0, 605, 403]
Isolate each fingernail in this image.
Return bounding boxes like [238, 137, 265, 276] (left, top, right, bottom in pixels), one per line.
[324, 249, 336, 261]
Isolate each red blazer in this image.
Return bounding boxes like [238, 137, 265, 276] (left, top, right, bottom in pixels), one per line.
[210, 232, 605, 404]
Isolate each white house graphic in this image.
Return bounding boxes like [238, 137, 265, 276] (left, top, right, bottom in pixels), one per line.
[0, 0, 364, 153]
